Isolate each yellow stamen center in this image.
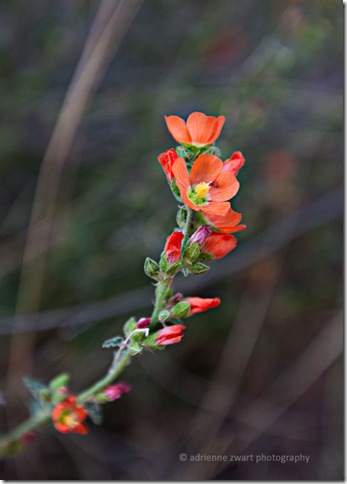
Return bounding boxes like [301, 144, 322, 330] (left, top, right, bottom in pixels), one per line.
[194, 182, 210, 199]
[64, 414, 78, 428]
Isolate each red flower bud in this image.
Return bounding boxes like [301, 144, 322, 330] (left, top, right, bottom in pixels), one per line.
[222, 151, 245, 176]
[202, 232, 237, 259]
[164, 231, 184, 264]
[189, 225, 212, 249]
[156, 324, 186, 345]
[184, 297, 221, 316]
[158, 148, 178, 182]
[137, 317, 151, 329]
[104, 382, 132, 401]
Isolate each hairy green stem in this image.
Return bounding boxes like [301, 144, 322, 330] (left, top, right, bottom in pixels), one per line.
[180, 208, 193, 259]
[149, 277, 172, 328]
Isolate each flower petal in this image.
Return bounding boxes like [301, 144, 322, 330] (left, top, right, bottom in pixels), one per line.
[204, 208, 244, 232]
[223, 151, 245, 176]
[186, 112, 220, 145]
[209, 170, 240, 201]
[203, 233, 237, 259]
[165, 116, 191, 144]
[201, 201, 230, 216]
[189, 154, 223, 186]
[211, 116, 226, 144]
[172, 157, 197, 210]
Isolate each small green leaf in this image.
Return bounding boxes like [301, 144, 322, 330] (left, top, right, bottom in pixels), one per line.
[167, 260, 181, 275]
[49, 374, 69, 393]
[190, 262, 210, 275]
[184, 241, 200, 262]
[85, 402, 103, 425]
[171, 178, 182, 201]
[144, 257, 160, 279]
[199, 251, 215, 261]
[176, 207, 187, 229]
[23, 377, 49, 403]
[171, 301, 191, 318]
[159, 251, 168, 272]
[128, 341, 142, 355]
[158, 309, 171, 322]
[102, 336, 124, 349]
[123, 317, 137, 337]
[143, 333, 165, 350]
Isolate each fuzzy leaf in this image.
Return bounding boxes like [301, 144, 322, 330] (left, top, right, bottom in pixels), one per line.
[144, 257, 160, 279]
[158, 309, 171, 322]
[123, 317, 137, 337]
[128, 341, 142, 355]
[159, 251, 168, 272]
[185, 241, 200, 262]
[190, 262, 210, 275]
[49, 374, 69, 393]
[102, 336, 124, 349]
[23, 377, 49, 403]
[85, 402, 103, 425]
[166, 260, 181, 275]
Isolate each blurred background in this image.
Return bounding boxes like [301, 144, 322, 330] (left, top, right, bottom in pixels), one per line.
[0, 0, 343, 480]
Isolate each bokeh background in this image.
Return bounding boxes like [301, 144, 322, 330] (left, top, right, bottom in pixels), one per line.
[0, 0, 343, 480]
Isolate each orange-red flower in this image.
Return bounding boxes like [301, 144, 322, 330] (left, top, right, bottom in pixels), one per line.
[223, 151, 246, 176]
[164, 231, 184, 263]
[172, 154, 239, 216]
[185, 297, 221, 316]
[158, 148, 178, 182]
[202, 232, 237, 259]
[156, 324, 186, 345]
[52, 396, 88, 435]
[203, 207, 246, 234]
[165, 112, 225, 147]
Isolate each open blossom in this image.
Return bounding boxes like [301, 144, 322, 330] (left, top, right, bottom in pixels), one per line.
[172, 154, 239, 216]
[164, 231, 184, 263]
[165, 112, 225, 147]
[223, 151, 246, 177]
[203, 207, 246, 234]
[104, 382, 131, 401]
[158, 148, 178, 182]
[185, 297, 221, 316]
[52, 396, 88, 435]
[156, 324, 186, 345]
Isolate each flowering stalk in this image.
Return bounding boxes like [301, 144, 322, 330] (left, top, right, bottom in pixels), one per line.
[0, 111, 246, 458]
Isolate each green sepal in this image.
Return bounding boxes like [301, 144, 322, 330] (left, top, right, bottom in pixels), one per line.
[184, 241, 200, 262]
[85, 402, 103, 425]
[190, 262, 210, 275]
[201, 145, 221, 157]
[158, 309, 171, 322]
[142, 333, 165, 350]
[123, 317, 137, 337]
[171, 178, 182, 201]
[49, 373, 69, 393]
[128, 341, 142, 355]
[171, 301, 191, 318]
[144, 257, 160, 280]
[176, 207, 187, 229]
[102, 336, 124, 349]
[199, 251, 215, 261]
[159, 251, 169, 272]
[176, 145, 195, 162]
[166, 260, 181, 275]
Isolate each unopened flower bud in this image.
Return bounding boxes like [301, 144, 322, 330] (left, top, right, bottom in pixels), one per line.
[189, 225, 212, 249]
[57, 386, 68, 395]
[137, 317, 151, 329]
[104, 382, 131, 401]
